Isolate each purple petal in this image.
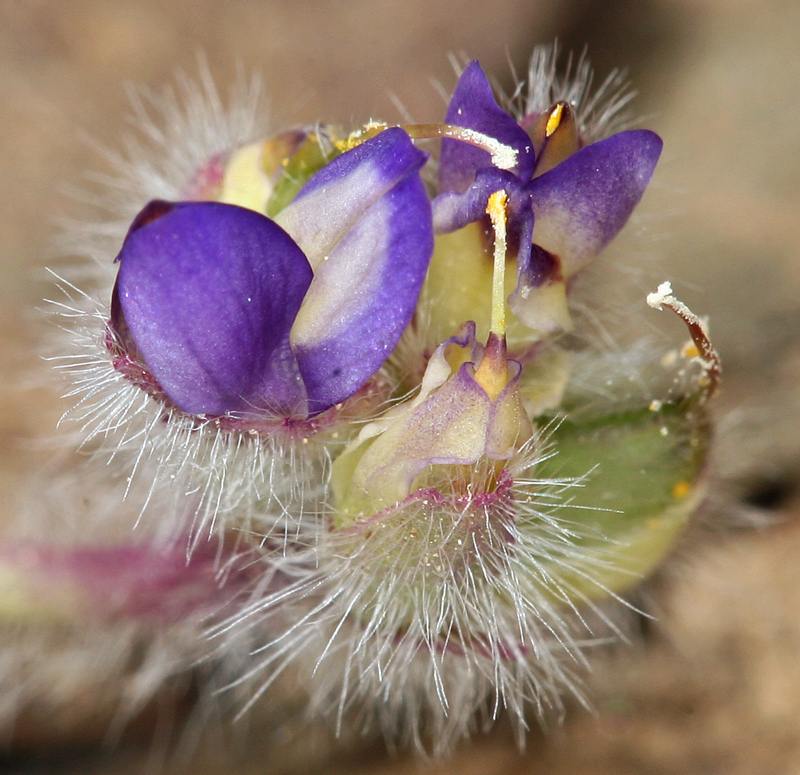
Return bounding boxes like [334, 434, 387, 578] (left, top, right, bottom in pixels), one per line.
[438, 60, 534, 194]
[374, 363, 494, 490]
[291, 171, 434, 413]
[527, 130, 663, 276]
[115, 201, 312, 416]
[274, 128, 428, 268]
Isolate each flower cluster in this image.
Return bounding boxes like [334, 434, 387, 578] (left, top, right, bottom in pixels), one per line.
[36, 48, 719, 755]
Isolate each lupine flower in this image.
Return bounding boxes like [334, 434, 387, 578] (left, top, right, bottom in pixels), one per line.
[111, 127, 433, 420]
[19, 45, 723, 759]
[416, 60, 662, 354]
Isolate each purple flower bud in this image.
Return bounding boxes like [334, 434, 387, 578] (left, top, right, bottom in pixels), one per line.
[332, 323, 533, 523]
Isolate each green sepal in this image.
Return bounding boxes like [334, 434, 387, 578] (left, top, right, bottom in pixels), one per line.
[532, 395, 711, 599]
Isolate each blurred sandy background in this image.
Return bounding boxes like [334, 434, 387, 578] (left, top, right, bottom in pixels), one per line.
[1, 0, 799, 772]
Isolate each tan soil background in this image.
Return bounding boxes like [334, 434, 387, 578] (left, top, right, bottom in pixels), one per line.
[1, 0, 800, 773]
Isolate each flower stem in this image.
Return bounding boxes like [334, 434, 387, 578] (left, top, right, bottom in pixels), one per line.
[336, 123, 519, 171]
[401, 124, 519, 171]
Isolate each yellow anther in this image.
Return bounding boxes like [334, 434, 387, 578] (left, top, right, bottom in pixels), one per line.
[335, 124, 388, 153]
[486, 189, 508, 215]
[545, 103, 564, 137]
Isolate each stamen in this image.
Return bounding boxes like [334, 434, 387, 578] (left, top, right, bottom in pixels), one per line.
[486, 190, 509, 339]
[647, 281, 721, 399]
[401, 124, 519, 171]
[473, 190, 510, 400]
[337, 123, 520, 171]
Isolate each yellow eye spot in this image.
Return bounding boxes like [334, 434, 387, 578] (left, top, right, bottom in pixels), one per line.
[672, 480, 691, 499]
